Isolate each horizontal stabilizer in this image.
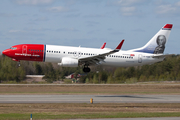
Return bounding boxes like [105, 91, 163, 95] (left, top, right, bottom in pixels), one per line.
[152, 54, 174, 58]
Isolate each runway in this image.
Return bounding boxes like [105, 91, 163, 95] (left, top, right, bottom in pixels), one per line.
[0, 94, 180, 103]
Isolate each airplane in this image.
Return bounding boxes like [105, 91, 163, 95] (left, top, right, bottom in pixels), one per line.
[2, 24, 173, 73]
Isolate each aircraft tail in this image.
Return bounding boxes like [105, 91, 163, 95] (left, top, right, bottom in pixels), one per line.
[128, 24, 173, 54]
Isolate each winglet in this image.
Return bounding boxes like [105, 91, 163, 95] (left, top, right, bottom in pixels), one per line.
[116, 39, 124, 50]
[100, 42, 106, 49]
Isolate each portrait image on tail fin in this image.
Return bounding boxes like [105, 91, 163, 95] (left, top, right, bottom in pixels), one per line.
[128, 24, 172, 54]
[153, 35, 166, 54]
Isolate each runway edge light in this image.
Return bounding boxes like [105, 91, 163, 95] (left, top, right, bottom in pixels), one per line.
[90, 98, 93, 104]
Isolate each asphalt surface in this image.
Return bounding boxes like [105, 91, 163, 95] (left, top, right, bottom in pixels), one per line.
[0, 94, 180, 103]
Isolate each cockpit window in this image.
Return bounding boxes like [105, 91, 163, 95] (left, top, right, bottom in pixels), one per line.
[10, 47, 17, 50]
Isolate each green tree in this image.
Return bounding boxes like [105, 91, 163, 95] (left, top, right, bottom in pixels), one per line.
[93, 74, 98, 84]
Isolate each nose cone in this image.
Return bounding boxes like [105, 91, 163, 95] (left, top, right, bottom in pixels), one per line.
[2, 49, 7, 55]
[2, 49, 11, 57]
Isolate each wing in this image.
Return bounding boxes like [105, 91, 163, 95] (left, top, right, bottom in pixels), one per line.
[79, 40, 124, 66]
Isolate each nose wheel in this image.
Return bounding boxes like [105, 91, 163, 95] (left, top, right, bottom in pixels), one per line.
[83, 66, 91, 73]
[17, 61, 20, 67]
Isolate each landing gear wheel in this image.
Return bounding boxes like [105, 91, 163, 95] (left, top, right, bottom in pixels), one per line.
[83, 66, 91, 73]
[17, 61, 20, 67]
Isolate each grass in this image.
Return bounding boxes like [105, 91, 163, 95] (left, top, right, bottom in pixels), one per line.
[1, 112, 180, 120]
[1, 103, 180, 119]
[0, 84, 180, 95]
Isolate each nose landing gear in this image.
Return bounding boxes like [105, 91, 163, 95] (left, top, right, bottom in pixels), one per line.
[17, 61, 20, 67]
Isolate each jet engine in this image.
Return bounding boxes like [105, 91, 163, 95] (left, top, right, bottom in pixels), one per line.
[58, 57, 78, 67]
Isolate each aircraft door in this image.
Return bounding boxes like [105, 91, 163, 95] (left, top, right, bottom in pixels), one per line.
[22, 45, 27, 54]
[138, 54, 142, 63]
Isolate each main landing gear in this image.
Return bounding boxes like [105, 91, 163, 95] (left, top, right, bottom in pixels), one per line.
[83, 65, 91, 73]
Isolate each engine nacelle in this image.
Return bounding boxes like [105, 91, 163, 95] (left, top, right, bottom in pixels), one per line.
[58, 57, 78, 67]
[12, 58, 19, 62]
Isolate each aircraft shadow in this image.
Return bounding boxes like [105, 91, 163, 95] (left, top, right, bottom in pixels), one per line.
[95, 95, 160, 99]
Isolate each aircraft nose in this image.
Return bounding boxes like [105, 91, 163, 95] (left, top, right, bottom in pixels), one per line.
[2, 50, 6, 55]
[2, 49, 10, 56]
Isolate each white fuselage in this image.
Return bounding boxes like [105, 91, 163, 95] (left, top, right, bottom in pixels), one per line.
[45, 45, 163, 67]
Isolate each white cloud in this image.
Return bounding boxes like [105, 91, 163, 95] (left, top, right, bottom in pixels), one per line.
[176, 1, 180, 7]
[156, 4, 176, 14]
[115, 0, 146, 17]
[8, 29, 44, 37]
[120, 7, 136, 16]
[15, 0, 54, 5]
[86, 21, 100, 27]
[56, 28, 78, 32]
[83, 14, 105, 18]
[0, 13, 16, 17]
[121, 7, 136, 12]
[47, 6, 68, 12]
[117, 0, 145, 6]
[34, 17, 49, 21]
[9, 30, 25, 33]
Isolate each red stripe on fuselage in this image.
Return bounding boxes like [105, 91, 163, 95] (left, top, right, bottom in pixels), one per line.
[3, 44, 44, 62]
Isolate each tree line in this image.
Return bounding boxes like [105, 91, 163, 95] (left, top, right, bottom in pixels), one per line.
[0, 54, 180, 83]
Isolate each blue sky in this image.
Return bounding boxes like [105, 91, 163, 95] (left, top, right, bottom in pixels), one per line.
[0, 0, 180, 54]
